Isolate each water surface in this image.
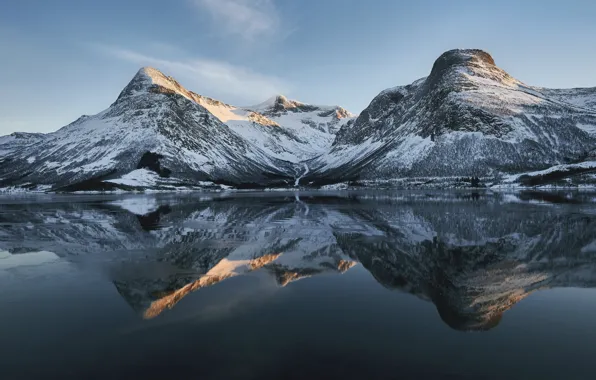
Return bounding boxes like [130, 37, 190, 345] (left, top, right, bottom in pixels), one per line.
[1, 190, 596, 379]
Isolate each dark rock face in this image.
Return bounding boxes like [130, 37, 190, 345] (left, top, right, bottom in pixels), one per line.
[137, 152, 171, 178]
[264, 95, 320, 114]
[137, 205, 172, 231]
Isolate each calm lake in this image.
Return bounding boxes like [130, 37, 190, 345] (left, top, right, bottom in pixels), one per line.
[1, 190, 596, 380]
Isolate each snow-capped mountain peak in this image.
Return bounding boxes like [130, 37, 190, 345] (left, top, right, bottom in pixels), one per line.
[2, 48, 595, 192]
[0, 66, 302, 190]
[115, 66, 187, 101]
[247, 94, 306, 113]
[206, 94, 355, 163]
[246, 94, 356, 118]
[0, 66, 356, 189]
[426, 49, 521, 91]
[306, 48, 596, 186]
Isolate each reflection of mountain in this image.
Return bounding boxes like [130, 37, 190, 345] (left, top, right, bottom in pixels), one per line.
[114, 253, 282, 319]
[1, 192, 596, 328]
[334, 201, 596, 331]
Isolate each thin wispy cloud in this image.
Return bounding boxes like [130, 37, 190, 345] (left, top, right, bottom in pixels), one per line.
[95, 44, 290, 105]
[191, 0, 281, 42]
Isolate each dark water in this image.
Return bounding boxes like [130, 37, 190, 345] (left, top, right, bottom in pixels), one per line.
[1, 190, 596, 380]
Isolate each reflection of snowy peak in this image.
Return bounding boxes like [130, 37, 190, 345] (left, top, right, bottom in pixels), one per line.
[335, 198, 596, 331]
[115, 253, 282, 319]
[2, 193, 596, 326]
[110, 200, 358, 317]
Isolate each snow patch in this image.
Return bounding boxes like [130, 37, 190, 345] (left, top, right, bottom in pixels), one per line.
[577, 123, 596, 135]
[106, 169, 160, 187]
[109, 197, 160, 215]
[294, 163, 309, 187]
[581, 240, 596, 253]
[502, 161, 596, 184]
[319, 182, 349, 190]
[0, 250, 60, 270]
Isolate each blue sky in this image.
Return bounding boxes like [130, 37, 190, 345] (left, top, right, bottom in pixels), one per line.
[2, 0, 596, 134]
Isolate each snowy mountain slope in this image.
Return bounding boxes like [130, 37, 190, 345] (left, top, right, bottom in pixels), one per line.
[124, 75, 355, 164]
[0, 67, 356, 190]
[2, 49, 596, 190]
[306, 49, 596, 185]
[498, 160, 596, 187]
[0, 67, 297, 190]
[0, 132, 45, 156]
[540, 87, 596, 111]
[194, 94, 355, 163]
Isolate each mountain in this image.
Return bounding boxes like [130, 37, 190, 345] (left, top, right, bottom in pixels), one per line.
[0, 132, 46, 156]
[0, 67, 352, 191]
[306, 49, 596, 186]
[2, 192, 596, 328]
[202, 94, 354, 163]
[2, 49, 596, 191]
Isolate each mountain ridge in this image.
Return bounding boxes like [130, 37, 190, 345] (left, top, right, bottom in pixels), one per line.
[1, 48, 596, 191]
[306, 49, 596, 186]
